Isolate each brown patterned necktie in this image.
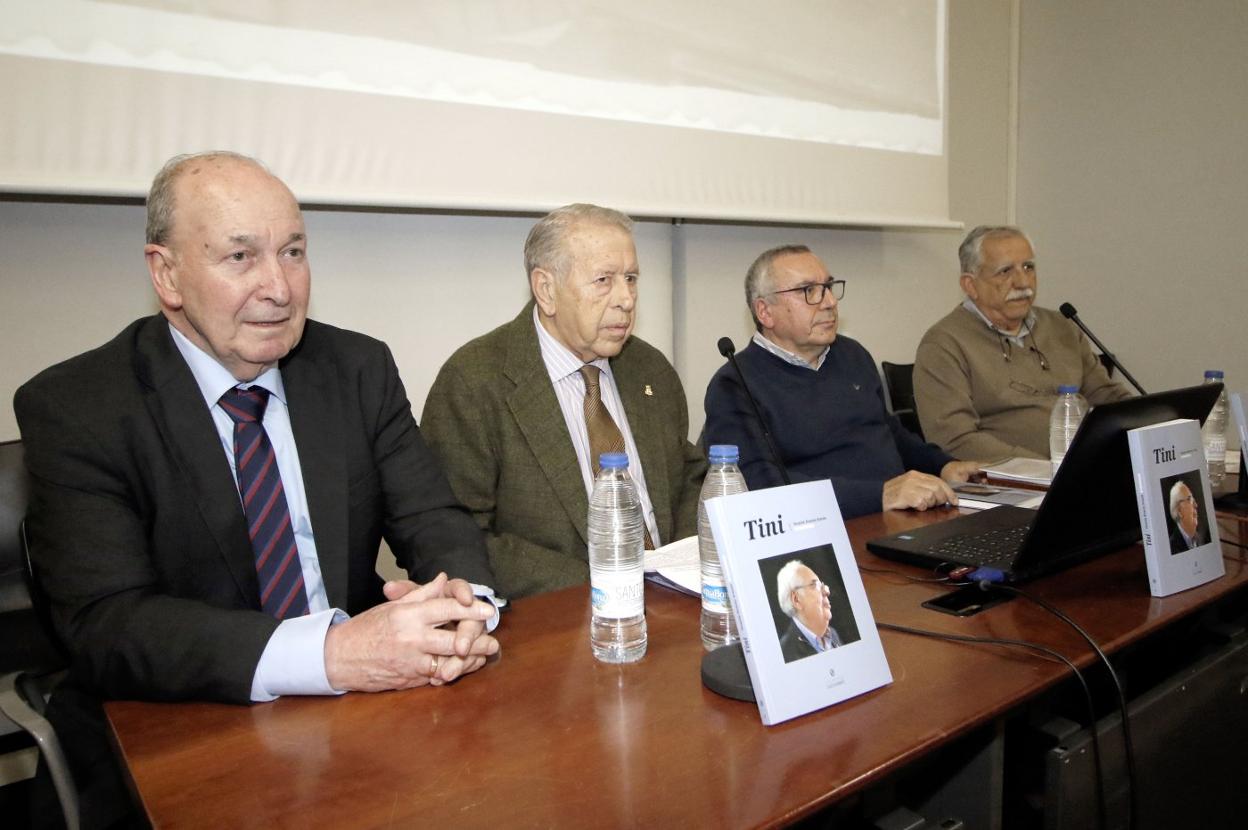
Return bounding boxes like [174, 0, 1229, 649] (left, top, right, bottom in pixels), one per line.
[579, 365, 626, 476]
[579, 365, 654, 549]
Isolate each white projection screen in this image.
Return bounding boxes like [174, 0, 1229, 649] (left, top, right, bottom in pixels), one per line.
[0, 0, 950, 226]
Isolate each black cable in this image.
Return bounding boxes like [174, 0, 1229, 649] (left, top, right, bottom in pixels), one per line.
[986, 583, 1136, 830]
[879, 621, 1108, 830]
[857, 563, 954, 583]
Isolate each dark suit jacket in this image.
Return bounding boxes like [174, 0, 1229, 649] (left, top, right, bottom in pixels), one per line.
[422, 303, 706, 598]
[779, 619, 841, 663]
[1170, 523, 1207, 552]
[15, 315, 493, 705]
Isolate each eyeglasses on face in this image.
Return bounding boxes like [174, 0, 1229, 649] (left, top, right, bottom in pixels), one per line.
[793, 578, 827, 594]
[769, 279, 846, 305]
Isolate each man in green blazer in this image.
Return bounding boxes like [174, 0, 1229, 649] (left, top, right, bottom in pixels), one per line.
[423, 204, 706, 598]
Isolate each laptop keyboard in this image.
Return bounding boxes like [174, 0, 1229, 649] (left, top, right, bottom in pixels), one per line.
[929, 524, 1030, 568]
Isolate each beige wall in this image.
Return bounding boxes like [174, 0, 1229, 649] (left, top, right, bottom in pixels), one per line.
[1016, 0, 1247, 422]
[1, 0, 1014, 445]
[948, 0, 1014, 227]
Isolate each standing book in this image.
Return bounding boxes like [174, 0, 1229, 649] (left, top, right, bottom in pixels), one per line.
[705, 479, 891, 725]
[1127, 418, 1224, 597]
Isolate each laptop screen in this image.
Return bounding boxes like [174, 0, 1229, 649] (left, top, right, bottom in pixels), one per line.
[1015, 383, 1223, 575]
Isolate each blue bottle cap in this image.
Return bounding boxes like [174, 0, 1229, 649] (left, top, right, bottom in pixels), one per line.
[1057, 384, 1079, 394]
[708, 444, 739, 463]
[1205, 369, 1224, 379]
[599, 452, 629, 469]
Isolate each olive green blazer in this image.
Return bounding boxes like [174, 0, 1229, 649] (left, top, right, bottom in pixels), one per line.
[422, 304, 706, 598]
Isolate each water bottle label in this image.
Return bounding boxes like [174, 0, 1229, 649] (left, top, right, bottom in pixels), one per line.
[1202, 435, 1227, 461]
[590, 570, 644, 618]
[701, 582, 730, 612]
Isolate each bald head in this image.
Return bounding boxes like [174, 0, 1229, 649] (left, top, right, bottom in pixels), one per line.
[143, 152, 310, 381]
[146, 151, 285, 246]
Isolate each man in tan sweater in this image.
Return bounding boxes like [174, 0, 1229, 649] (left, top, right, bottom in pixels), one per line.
[914, 226, 1130, 462]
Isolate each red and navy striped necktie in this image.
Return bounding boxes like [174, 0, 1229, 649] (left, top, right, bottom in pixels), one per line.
[220, 387, 310, 619]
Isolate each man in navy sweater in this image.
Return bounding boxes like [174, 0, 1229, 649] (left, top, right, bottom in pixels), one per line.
[704, 245, 981, 518]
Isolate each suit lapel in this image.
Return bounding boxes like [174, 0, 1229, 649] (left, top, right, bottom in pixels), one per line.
[281, 326, 350, 610]
[613, 344, 672, 541]
[503, 307, 590, 545]
[134, 317, 259, 606]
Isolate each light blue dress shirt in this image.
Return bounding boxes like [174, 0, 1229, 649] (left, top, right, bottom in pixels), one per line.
[793, 616, 843, 652]
[170, 326, 342, 701]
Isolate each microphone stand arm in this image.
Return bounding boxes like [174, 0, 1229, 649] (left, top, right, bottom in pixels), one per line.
[720, 345, 792, 486]
[1067, 316, 1148, 395]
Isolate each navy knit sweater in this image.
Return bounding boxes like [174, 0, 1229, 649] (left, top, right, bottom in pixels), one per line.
[703, 337, 952, 518]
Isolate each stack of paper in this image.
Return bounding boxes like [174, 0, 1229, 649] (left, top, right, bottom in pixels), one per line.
[643, 535, 700, 596]
[982, 457, 1052, 486]
[952, 482, 1044, 511]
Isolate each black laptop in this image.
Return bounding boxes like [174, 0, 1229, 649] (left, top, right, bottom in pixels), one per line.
[866, 383, 1222, 582]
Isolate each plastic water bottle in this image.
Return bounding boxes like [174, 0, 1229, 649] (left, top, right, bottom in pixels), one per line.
[587, 452, 647, 663]
[698, 444, 748, 651]
[1201, 370, 1228, 488]
[1049, 385, 1087, 478]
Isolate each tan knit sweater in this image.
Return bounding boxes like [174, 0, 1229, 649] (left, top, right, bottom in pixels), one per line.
[914, 305, 1131, 461]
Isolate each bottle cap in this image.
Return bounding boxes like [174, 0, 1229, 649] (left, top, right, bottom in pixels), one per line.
[708, 444, 739, 463]
[1204, 369, 1224, 379]
[599, 452, 629, 469]
[1057, 384, 1079, 394]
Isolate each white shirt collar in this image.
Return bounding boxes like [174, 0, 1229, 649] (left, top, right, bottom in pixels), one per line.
[533, 306, 611, 382]
[792, 616, 833, 651]
[958, 295, 1038, 344]
[960, 297, 1037, 347]
[168, 323, 286, 408]
[751, 331, 828, 370]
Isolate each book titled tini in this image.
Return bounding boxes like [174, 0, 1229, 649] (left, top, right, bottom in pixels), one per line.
[705, 480, 891, 725]
[1127, 419, 1223, 597]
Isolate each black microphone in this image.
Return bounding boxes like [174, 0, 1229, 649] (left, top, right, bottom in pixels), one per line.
[716, 337, 791, 485]
[1058, 303, 1147, 395]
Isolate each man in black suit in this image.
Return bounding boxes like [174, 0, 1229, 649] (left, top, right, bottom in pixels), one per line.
[15, 152, 500, 826]
[1168, 481, 1207, 552]
[775, 560, 842, 662]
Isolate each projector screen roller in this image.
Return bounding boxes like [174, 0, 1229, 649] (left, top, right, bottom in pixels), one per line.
[0, 0, 950, 227]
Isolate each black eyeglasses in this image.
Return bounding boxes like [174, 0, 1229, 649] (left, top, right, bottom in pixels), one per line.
[999, 335, 1050, 370]
[769, 279, 846, 305]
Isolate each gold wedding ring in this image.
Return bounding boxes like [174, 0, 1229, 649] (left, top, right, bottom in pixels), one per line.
[430, 655, 440, 677]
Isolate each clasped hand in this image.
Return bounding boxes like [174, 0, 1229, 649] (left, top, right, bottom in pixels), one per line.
[324, 572, 499, 692]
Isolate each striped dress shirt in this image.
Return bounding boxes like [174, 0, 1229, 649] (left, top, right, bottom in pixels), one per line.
[533, 308, 662, 545]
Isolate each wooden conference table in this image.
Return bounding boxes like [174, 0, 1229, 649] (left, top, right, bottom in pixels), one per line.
[106, 508, 1248, 828]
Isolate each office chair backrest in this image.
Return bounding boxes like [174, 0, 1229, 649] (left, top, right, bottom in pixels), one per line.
[0, 440, 65, 673]
[880, 362, 925, 440]
[0, 439, 79, 828]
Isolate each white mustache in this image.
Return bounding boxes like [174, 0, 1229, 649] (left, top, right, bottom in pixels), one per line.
[1006, 288, 1035, 301]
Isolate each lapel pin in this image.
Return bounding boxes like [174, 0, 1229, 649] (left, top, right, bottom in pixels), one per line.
[852, 383, 861, 391]
[644, 384, 653, 396]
